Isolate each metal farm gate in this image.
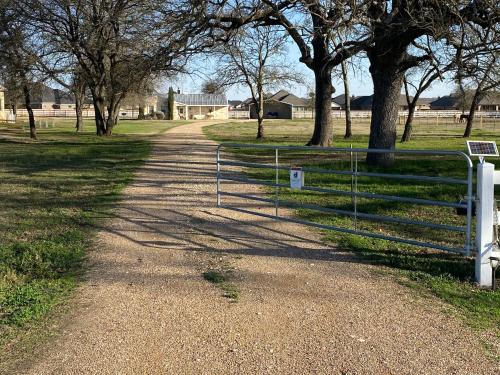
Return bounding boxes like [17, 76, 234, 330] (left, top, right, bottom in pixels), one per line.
[216, 144, 474, 256]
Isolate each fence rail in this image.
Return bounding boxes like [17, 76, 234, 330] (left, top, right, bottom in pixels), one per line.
[216, 143, 474, 255]
[285, 110, 500, 120]
[9, 109, 141, 119]
[228, 110, 250, 119]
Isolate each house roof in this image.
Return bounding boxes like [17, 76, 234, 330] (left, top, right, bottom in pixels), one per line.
[54, 89, 74, 104]
[269, 90, 290, 102]
[350, 95, 374, 108]
[267, 90, 310, 107]
[174, 93, 227, 106]
[350, 94, 433, 108]
[31, 84, 75, 104]
[429, 96, 461, 108]
[332, 94, 360, 106]
[479, 92, 500, 106]
[417, 97, 437, 104]
[241, 97, 253, 105]
[228, 100, 242, 107]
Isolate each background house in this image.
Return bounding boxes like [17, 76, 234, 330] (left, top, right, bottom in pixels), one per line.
[477, 93, 500, 111]
[350, 94, 433, 111]
[430, 94, 500, 111]
[331, 94, 351, 110]
[159, 93, 228, 120]
[25, 84, 76, 110]
[429, 96, 461, 110]
[228, 100, 243, 110]
[120, 94, 158, 114]
[332, 94, 360, 110]
[248, 90, 316, 119]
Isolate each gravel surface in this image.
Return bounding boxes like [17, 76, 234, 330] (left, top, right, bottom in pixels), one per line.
[17, 121, 499, 374]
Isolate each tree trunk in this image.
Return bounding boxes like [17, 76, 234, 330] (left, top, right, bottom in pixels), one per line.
[341, 61, 352, 139]
[23, 85, 37, 140]
[308, 68, 333, 146]
[91, 90, 106, 136]
[463, 90, 481, 138]
[138, 106, 145, 120]
[75, 93, 84, 132]
[401, 101, 417, 142]
[105, 99, 122, 136]
[256, 93, 264, 140]
[106, 113, 116, 135]
[366, 59, 405, 166]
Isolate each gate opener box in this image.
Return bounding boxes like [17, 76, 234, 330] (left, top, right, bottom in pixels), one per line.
[290, 167, 304, 190]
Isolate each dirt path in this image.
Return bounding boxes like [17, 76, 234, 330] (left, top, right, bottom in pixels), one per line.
[19, 121, 497, 374]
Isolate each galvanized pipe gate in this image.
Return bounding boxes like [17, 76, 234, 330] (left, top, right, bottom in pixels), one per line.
[216, 144, 482, 279]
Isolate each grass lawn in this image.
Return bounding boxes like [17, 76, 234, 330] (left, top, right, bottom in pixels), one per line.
[205, 119, 500, 341]
[0, 118, 184, 354]
[10, 118, 188, 135]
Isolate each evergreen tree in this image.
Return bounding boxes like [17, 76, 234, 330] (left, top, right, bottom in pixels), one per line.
[167, 87, 175, 120]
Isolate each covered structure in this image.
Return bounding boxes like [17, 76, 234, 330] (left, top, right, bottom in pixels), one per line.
[160, 93, 228, 120]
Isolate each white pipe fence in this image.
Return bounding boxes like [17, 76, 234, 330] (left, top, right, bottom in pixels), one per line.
[9, 108, 500, 121]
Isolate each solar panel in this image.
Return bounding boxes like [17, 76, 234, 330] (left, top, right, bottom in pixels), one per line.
[466, 141, 499, 157]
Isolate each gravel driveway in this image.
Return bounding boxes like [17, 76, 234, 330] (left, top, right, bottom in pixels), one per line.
[18, 121, 498, 374]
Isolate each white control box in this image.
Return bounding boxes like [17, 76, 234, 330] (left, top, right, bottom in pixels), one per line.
[290, 167, 304, 190]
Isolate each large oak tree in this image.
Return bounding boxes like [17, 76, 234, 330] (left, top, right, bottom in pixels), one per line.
[198, 0, 499, 165]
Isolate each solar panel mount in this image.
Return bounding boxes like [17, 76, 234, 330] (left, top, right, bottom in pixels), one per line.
[466, 141, 499, 157]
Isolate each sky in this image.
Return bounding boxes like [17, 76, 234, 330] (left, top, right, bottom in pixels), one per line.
[162, 43, 455, 101]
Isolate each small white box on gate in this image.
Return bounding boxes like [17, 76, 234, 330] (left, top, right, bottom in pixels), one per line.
[290, 167, 304, 190]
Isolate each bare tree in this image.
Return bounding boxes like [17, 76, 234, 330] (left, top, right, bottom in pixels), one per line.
[23, 0, 196, 135]
[200, 0, 498, 165]
[72, 70, 87, 132]
[340, 60, 352, 139]
[31, 51, 88, 132]
[212, 25, 299, 139]
[456, 21, 500, 137]
[199, 1, 365, 146]
[400, 41, 458, 142]
[0, 0, 39, 139]
[201, 79, 225, 95]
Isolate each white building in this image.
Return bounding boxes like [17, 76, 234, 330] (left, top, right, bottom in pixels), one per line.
[159, 93, 229, 120]
[0, 86, 5, 120]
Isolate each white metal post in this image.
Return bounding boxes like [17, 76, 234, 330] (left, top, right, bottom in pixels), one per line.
[275, 149, 279, 217]
[476, 162, 495, 287]
[216, 147, 221, 207]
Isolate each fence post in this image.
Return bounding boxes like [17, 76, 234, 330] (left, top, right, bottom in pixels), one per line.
[216, 146, 221, 207]
[275, 149, 279, 217]
[476, 162, 495, 287]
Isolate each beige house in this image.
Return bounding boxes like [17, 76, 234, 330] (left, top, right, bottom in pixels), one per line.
[120, 94, 159, 114]
[477, 93, 500, 111]
[249, 90, 314, 119]
[0, 86, 5, 120]
[160, 93, 228, 120]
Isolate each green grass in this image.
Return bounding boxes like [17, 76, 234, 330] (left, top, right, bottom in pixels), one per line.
[0, 118, 184, 350]
[8, 118, 187, 136]
[205, 119, 500, 334]
[203, 270, 240, 301]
